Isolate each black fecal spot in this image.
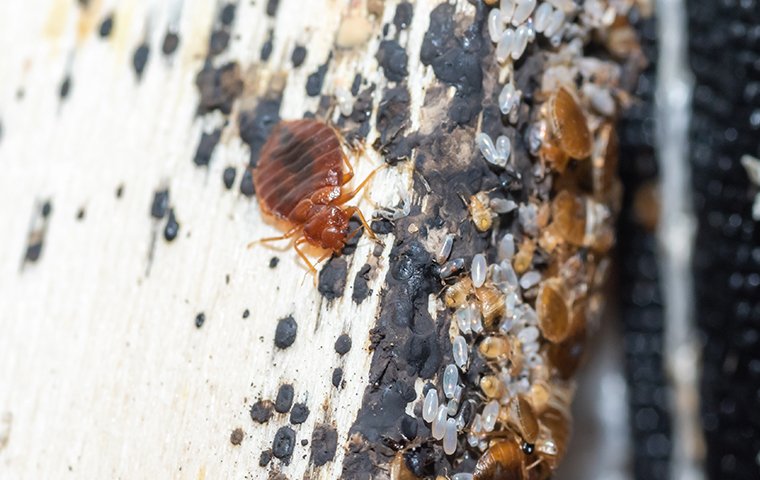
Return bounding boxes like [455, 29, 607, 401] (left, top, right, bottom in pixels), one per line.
[59, 76, 71, 100]
[306, 61, 330, 97]
[243, 309, 250, 319]
[222, 166, 236, 189]
[208, 30, 230, 56]
[274, 315, 297, 349]
[239, 96, 282, 167]
[230, 428, 244, 445]
[385, 240, 437, 331]
[393, 2, 413, 30]
[99, 15, 113, 37]
[164, 209, 179, 241]
[370, 218, 394, 234]
[25, 242, 43, 263]
[382, 23, 390, 37]
[274, 384, 294, 413]
[195, 312, 205, 328]
[318, 257, 348, 300]
[220, 4, 236, 26]
[196, 61, 243, 115]
[290, 403, 310, 424]
[258, 450, 272, 467]
[151, 189, 169, 219]
[250, 400, 274, 423]
[291, 45, 307, 67]
[239, 169, 255, 197]
[260, 30, 274, 61]
[352, 375, 417, 443]
[374, 85, 418, 164]
[351, 74, 362, 96]
[352, 263, 372, 304]
[162, 32, 179, 56]
[331, 367, 343, 388]
[76, 208, 85, 220]
[310, 425, 338, 466]
[132, 44, 150, 79]
[272, 426, 295, 463]
[334, 334, 352, 356]
[41, 201, 52, 218]
[266, 0, 280, 17]
[376, 40, 408, 82]
[400, 414, 418, 440]
[269, 256, 279, 268]
[405, 332, 442, 378]
[346, 85, 375, 140]
[115, 184, 124, 198]
[193, 129, 222, 167]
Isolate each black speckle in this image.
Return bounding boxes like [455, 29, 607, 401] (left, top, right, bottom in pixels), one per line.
[260, 30, 274, 61]
[115, 184, 124, 198]
[291, 45, 307, 67]
[41, 201, 52, 218]
[250, 400, 274, 424]
[374, 85, 417, 164]
[274, 384, 294, 413]
[351, 74, 362, 96]
[162, 32, 180, 56]
[243, 309, 250, 319]
[301, 439, 309, 446]
[99, 15, 113, 38]
[239, 97, 282, 167]
[375, 40, 408, 82]
[209, 30, 230, 56]
[76, 208, 86, 221]
[290, 403, 310, 424]
[230, 428, 244, 445]
[272, 426, 295, 462]
[59, 75, 71, 99]
[266, 0, 280, 17]
[258, 450, 272, 467]
[151, 189, 169, 219]
[382, 23, 390, 37]
[25, 242, 43, 263]
[193, 129, 222, 166]
[132, 44, 150, 79]
[195, 312, 205, 328]
[164, 208, 179, 241]
[393, 2, 413, 30]
[310, 425, 338, 466]
[306, 62, 329, 97]
[331, 367, 343, 388]
[239, 169, 255, 197]
[370, 219, 394, 234]
[352, 263, 372, 304]
[269, 256, 280, 268]
[220, 4, 236, 26]
[318, 257, 348, 300]
[400, 414, 418, 440]
[196, 61, 243, 115]
[222, 166, 236, 189]
[274, 315, 297, 349]
[334, 334, 352, 356]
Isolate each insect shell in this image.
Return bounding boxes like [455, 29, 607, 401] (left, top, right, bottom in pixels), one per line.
[252, 119, 377, 272]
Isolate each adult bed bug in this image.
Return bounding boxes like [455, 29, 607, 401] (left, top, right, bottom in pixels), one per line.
[250, 119, 379, 274]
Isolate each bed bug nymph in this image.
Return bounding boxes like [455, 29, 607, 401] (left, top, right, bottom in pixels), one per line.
[249, 119, 379, 274]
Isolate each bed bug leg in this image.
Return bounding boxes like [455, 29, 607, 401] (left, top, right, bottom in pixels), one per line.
[337, 164, 385, 204]
[247, 226, 301, 249]
[345, 206, 379, 242]
[293, 237, 318, 277]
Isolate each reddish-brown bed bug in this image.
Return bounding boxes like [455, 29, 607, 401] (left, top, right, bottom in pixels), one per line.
[250, 119, 379, 274]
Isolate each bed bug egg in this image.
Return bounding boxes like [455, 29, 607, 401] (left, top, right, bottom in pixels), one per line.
[496, 28, 516, 63]
[423, 388, 439, 423]
[481, 400, 500, 432]
[498, 82, 521, 116]
[443, 417, 458, 454]
[549, 87, 591, 159]
[534, 3, 553, 33]
[488, 8, 504, 42]
[543, 8, 566, 37]
[476, 132, 499, 166]
[471, 253, 487, 288]
[490, 197, 517, 214]
[432, 404, 448, 440]
[495, 135, 512, 163]
[437, 233, 455, 264]
[451, 474, 474, 480]
[519, 270, 541, 290]
[511, 25, 531, 60]
[500, 0, 517, 24]
[440, 257, 466, 278]
[511, 0, 536, 26]
[453, 335, 469, 369]
[443, 364, 459, 398]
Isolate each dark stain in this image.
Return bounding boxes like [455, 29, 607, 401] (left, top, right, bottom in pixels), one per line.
[376, 40, 408, 82]
[265, 0, 280, 17]
[115, 184, 124, 198]
[393, 2, 414, 31]
[370, 218, 394, 235]
[272, 426, 295, 463]
[239, 169, 255, 197]
[269, 256, 279, 268]
[374, 85, 417, 164]
[76, 207, 85, 221]
[220, 3, 236, 26]
[352, 263, 373, 304]
[230, 428, 244, 445]
[260, 30, 274, 61]
[59, 75, 71, 100]
[239, 96, 282, 168]
[193, 129, 222, 167]
[99, 15, 113, 38]
[222, 166, 236, 189]
[259, 450, 272, 467]
[164, 208, 179, 241]
[208, 30, 230, 56]
[243, 309, 250, 319]
[291, 45, 307, 67]
[132, 44, 150, 80]
[290, 403, 310, 425]
[306, 59, 330, 97]
[251, 399, 274, 424]
[274, 315, 297, 349]
[318, 257, 348, 300]
[351, 74, 363, 96]
[194, 312, 205, 328]
[162, 32, 180, 56]
[334, 333, 352, 356]
[151, 189, 170, 219]
[195, 61, 243, 115]
[331, 367, 344, 389]
[274, 384, 294, 413]
[23, 200, 51, 266]
[346, 85, 375, 141]
[310, 425, 338, 467]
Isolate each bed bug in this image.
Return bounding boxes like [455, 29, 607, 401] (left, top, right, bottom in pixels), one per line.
[472, 437, 528, 480]
[250, 119, 379, 273]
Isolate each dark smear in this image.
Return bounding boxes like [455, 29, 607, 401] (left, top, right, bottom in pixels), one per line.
[115, 184, 124, 198]
[24, 242, 43, 263]
[243, 309, 250, 319]
[260, 30, 274, 61]
[331, 368, 344, 388]
[193, 129, 222, 167]
[376, 40, 408, 82]
[76, 208, 85, 221]
[334, 334, 352, 356]
[162, 32, 180, 56]
[318, 257, 348, 300]
[291, 45, 307, 67]
[151, 189, 169, 219]
[272, 426, 295, 463]
[239, 96, 282, 167]
[310, 425, 338, 466]
[59, 76, 71, 100]
[132, 44, 150, 79]
[370, 219, 394, 235]
[220, 3, 236, 26]
[346, 85, 375, 141]
[306, 61, 329, 97]
[265, 0, 280, 17]
[230, 428, 244, 445]
[290, 403, 310, 425]
[239, 169, 255, 197]
[195, 312, 205, 328]
[274, 384, 294, 413]
[269, 256, 279, 268]
[250, 400, 274, 424]
[393, 2, 413, 30]
[196, 61, 243, 115]
[274, 315, 297, 349]
[374, 85, 417, 164]
[400, 414, 418, 441]
[208, 30, 230, 56]
[99, 15, 113, 38]
[259, 450, 272, 467]
[164, 208, 179, 241]
[222, 166, 236, 189]
[352, 263, 372, 304]
[41, 201, 52, 218]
